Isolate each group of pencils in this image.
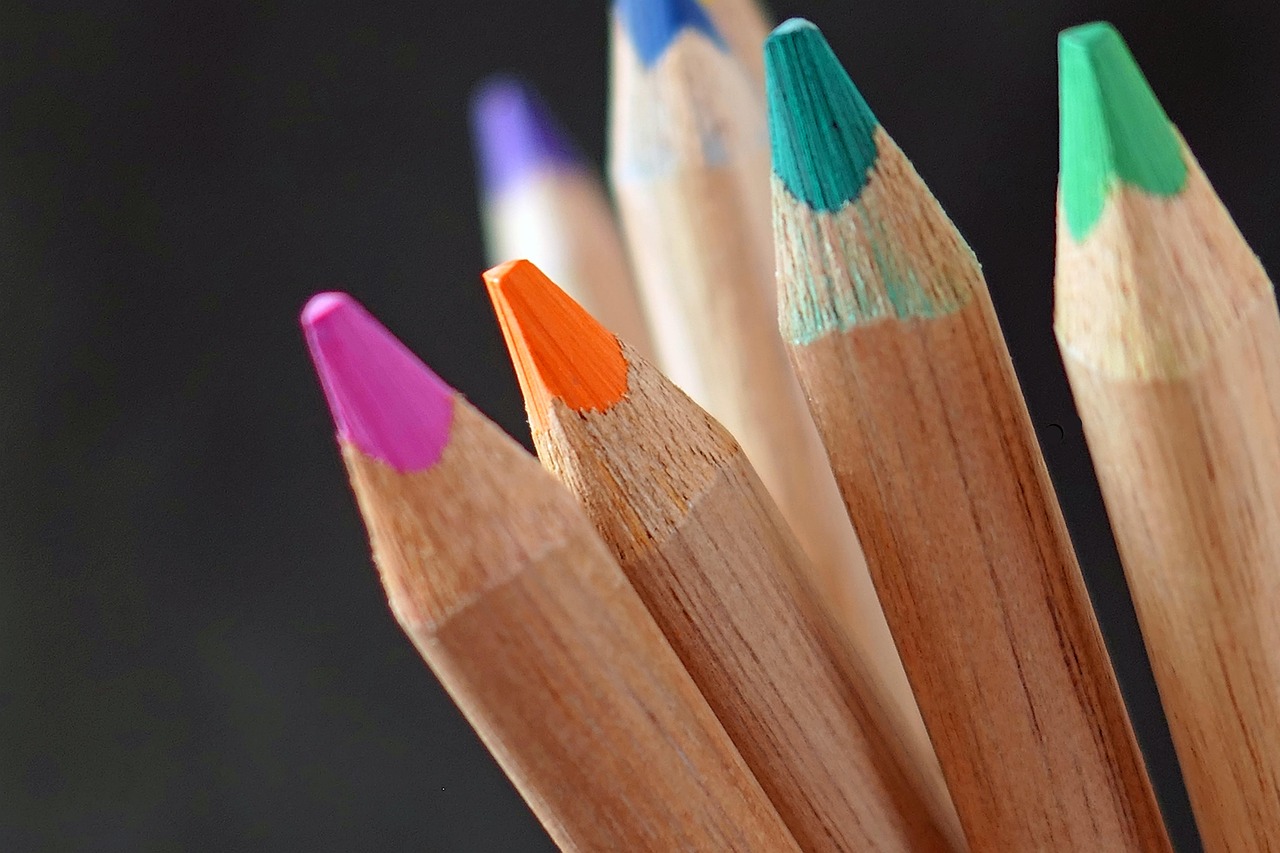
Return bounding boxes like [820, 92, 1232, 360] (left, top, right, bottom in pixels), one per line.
[300, 2, 1280, 850]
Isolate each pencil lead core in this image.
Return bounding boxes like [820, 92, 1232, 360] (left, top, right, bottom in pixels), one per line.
[470, 75, 584, 197]
[302, 292, 455, 472]
[765, 18, 880, 212]
[1059, 22, 1186, 241]
[615, 0, 727, 67]
[484, 260, 628, 430]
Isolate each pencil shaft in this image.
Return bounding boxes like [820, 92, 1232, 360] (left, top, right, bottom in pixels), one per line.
[1058, 175, 1280, 852]
[1055, 25, 1280, 845]
[1064, 324, 1280, 850]
[698, 0, 770, 86]
[609, 19, 942, 798]
[532, 353, 963, 851]
[764, 29, 1171, 835]
[343, 405, 801, 852]
[616, 170, 848, 596]
[791, 291, 1170, 850]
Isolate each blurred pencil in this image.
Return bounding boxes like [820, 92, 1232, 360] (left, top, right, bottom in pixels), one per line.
[607, 0, 941, 796]
[767, 20, 1171, 851]
[1056, 23, 1280, 851]
[471, 76, 654, 358]
[301, 293, 800, 852]
[486, 258, 965, 852]
[697, 0, 771, 86]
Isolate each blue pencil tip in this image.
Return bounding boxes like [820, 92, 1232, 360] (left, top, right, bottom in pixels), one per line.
[470, 76, 584, 196]
[615, 0, 727, 67]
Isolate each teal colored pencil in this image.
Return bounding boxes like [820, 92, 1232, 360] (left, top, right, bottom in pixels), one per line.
[768, 19, 1171, 851]
[608, 1, 950, 814]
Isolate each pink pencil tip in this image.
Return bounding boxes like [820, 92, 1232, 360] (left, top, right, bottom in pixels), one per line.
[301, 292, 455, 472]
[301, 291, 351, 326]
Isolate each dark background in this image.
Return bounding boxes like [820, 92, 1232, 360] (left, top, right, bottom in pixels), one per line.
[3, 0, 1278, 849]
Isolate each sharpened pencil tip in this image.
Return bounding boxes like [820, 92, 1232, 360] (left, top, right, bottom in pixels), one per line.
[302, 292, 455, 472]
[765, 18, 880, 212]
[1059, 22, 1186, 240]
[771, 17, 816, 38]
[614, 0, 726, 67]
[471, 75, 584, 196]
[484, 260, 628, 429]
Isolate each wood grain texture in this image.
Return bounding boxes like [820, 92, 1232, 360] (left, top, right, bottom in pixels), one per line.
[531, 345, 965, 852]
[699, 0, 771, 87]
[607, 19, 942, 799]
[342, 400, 800, 852]
[1057, 158, 1280, 852]
[779, 138, 1171, 851]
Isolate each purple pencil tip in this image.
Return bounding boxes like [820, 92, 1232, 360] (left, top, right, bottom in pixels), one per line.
[470, 75, 584, 196]
[302, 292, 455, 472]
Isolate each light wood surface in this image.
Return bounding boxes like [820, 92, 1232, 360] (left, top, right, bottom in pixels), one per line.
[699, 0, 771, 86]
[779, 134, 1172, 851]
[1057, 156, 1280, 852]
[343, 400, 801, 852]
[607, 18, 943, 802]
[539, 355, 964, 852]
[487, 255, 964, 850]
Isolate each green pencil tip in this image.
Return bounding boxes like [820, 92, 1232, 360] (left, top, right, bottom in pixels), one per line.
[1059, 22, 1186, 240]
[765, 18, 880, 212]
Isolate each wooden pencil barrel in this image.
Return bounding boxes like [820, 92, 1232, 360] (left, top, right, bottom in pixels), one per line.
[790, 293, 1171, 851]
[342, 405, 801, 852]
[1063, 314, 1280, 851]
[1057, 174, 1280, 850]
[534, 356, 962, 851]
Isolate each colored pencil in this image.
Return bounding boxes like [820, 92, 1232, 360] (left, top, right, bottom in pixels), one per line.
[697, 0, 771, 87]
[607, 0, 942, 795]
[470, 76, 654, 359]
[767, 20, 1172, 851]
[1056, 23, 1280, 851]
[486, 258, 966, 852]
[301, 293, 801, 852]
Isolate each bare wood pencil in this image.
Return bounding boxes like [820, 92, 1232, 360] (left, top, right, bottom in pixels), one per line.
[697, 0, 771, 86]
[487, 258, 965, 852]
[1056, 23, 1280, 851]
[768, 20, 1171, 851]
[607, 0, 942, 799]
[302, 293, 801, 852]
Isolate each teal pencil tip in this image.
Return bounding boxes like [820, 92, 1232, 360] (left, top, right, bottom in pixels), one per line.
[615, 0, 726, 67]
[764, 18, 880, 212]
[1059, 22, 1187, 240]
[771, 17, 818, 38]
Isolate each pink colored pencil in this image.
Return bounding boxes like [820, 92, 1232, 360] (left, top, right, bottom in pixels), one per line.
[301, 293, 800, 851]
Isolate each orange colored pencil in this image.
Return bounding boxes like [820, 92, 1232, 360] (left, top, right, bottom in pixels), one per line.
[302, 292, 801, 852]
[487, 259, 965, 851]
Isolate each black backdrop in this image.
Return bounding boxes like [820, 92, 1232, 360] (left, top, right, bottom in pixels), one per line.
[4, 1, 1279, 849]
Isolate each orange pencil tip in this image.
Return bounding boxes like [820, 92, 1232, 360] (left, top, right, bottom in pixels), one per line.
[484, 259, 628, 430]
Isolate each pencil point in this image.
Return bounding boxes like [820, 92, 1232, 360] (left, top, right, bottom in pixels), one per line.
[765, 19, 880, 212]
[302, 292, 455, 472]
[484, 260, 628, 429]
[615, 0, 726, 67]
[471, 75, 584, 196]
[1059, 22, 1187, 240]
